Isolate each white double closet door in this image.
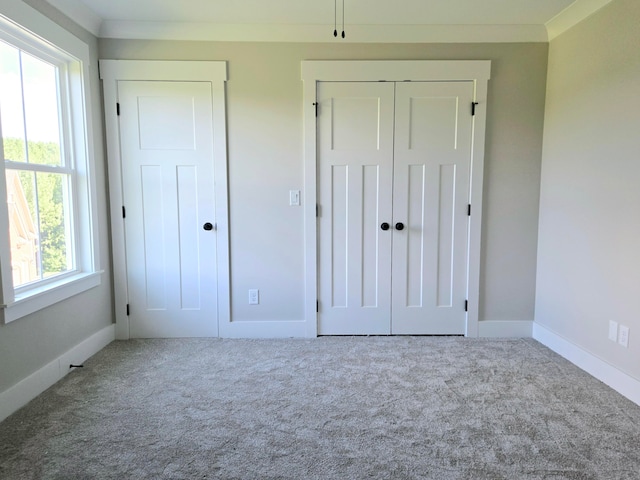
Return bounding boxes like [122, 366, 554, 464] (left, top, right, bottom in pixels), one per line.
[318, 81, 474, 335]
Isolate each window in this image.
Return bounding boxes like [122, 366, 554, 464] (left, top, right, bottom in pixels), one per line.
[1, 40, 74, 288]
[0, 8, 101, 323]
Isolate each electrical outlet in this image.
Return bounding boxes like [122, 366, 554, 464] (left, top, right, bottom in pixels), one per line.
[289, 190, 301, 206]
[248, 289, 259, 305]
[618, 325, 629, 348]
[608, 320, 619, 342]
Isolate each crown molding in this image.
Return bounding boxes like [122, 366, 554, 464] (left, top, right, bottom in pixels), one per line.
[44, 0, 102, 36]
[545, 0, 614, 41]
[98, 22, 548, 43]
[46, 0, 617, 44]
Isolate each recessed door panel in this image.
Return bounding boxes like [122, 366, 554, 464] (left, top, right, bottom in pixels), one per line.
[331, 97, 382, 151]
[405, 164, 426, 308]
[436, 164, 456, 308]
[140, 165, 167, 310]
[361, 165, 381, 308]
[176, 165, 201, 310]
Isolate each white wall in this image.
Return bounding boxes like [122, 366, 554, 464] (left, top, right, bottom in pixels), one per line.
[536, 0, 640, 380]
[98, 40, 548, 328]
[0, 1, 113, 396]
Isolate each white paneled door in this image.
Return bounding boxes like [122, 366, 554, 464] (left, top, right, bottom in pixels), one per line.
[318, 82, 395, 335]
[119, 81, 218, 337]
[318, 81, 474, 335]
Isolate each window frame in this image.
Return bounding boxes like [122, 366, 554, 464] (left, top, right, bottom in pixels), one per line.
[0, 6, 102, 324]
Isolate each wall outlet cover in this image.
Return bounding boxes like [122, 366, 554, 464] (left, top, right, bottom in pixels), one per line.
[618, 325, 629, 348]
[248, 289, 259, 305]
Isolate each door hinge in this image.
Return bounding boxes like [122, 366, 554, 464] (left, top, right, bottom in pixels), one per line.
[316, 300, 319, 313]
[316, 204, 319, 217]
[126, 304, 130, 316]
[313, 102, 318, 117]
[122, 206, 126, 218]
[116, 103, 120, 116]
[467, 204, 471, 216]
[465, 300, 468, 312]
[471, 102, 478, 116]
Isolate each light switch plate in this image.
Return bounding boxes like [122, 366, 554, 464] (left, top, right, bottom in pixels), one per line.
[289, 190, 300, 206]
[618, 325, 629, 348]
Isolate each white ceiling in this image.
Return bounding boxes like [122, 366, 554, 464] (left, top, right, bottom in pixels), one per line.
[43, 0, 614, 42]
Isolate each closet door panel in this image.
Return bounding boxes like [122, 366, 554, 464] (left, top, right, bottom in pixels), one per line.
[391, 82, 474, 334]
[317, 82, 395, 335]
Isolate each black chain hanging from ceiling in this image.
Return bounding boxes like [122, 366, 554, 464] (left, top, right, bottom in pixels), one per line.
[334, 0, 345, 39]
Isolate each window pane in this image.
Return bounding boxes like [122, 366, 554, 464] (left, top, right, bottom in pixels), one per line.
[21, 52, 62, 166]
[36, 171, 72, 277]
[6, 169, 72, 286]
[0, 41, 27, 163]
[6, 170, 39, 286]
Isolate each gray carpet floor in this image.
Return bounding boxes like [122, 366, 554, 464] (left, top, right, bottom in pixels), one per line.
[1, 337, 639, 479]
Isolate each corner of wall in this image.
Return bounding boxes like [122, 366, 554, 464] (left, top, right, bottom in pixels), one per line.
[0, 325, 115, 423]
[533, 322, 640, 407]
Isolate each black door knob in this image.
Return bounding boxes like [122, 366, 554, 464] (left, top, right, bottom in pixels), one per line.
[380, 222, 390, 231]
[203, 222, 214, 231]
[395, 222, 405, 231]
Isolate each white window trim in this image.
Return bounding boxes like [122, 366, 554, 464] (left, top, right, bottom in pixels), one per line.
[0, 3, 102, 324]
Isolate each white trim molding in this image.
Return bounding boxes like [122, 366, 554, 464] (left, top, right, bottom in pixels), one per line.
[97, 22, 548, 43]
[478, 320, 533, 338]
[301, 60, 491, 338]
[45, 0, 612, 44]
[533, 322, 640, 407]
[44, 0, 103, 36]
[0, 0, 102, 324]
[0, 324, 115, 423]
[545, 0, 614, 41]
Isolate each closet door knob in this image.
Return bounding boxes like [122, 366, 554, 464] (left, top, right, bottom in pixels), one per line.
[380, 222, 390, 231]
[395, 222, 405, 231]
[203, 222, 214, 231]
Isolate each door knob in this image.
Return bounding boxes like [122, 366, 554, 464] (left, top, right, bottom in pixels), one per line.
[380, 222, 390, 231]
[395, 222, 405, 231]
[203, 222, 214, 231]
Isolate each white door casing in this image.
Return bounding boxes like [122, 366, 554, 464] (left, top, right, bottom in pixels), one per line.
[302, 61, 491, 338]
[100, 60, 230, 339]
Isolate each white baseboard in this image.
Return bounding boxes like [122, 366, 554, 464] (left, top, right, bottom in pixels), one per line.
[533, 322, 640, 407]
[219, 320, 310, 338]
[0, 324, 115, 423]
[478, 320, 533, 338]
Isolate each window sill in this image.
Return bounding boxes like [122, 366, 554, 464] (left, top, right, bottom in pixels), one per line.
[1, 271, 103, 324]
